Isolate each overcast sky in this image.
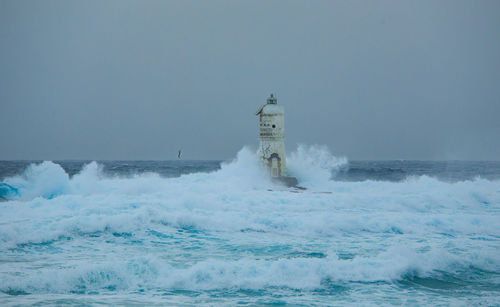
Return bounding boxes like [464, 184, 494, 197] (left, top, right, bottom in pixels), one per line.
[1, 0, 499, 160]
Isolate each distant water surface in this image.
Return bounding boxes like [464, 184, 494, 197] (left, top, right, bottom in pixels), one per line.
[2, 159, 500, 182]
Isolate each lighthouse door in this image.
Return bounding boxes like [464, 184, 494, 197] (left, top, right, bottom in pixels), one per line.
[268, 153, 281, 177]
[271, 157, 278, 177]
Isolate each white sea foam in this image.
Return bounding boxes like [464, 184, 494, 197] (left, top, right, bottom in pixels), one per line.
[4, 161, 70, 200]
[1, 245, 499, 294]
[0, 146, 499, 297]
[287, 144, 347, 188]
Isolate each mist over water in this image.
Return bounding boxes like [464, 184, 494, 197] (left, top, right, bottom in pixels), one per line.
[1, 146, 499, 305]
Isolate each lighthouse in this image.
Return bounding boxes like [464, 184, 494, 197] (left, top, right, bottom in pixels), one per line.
[256, 94, 298, 186]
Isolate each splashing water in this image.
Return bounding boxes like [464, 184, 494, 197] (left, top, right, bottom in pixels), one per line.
[0, 146, 499, 306]
[287, 144, 347, 188]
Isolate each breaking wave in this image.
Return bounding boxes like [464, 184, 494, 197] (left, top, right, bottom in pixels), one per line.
[0, 145, 348, 201]
[0, 145, 499, 299]
[287, 144, 347, 188]
[2, 246, 499, 294]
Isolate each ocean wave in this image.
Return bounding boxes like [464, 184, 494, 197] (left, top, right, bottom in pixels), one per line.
[0, 146, 499, 247]
[287, 144, 347, 188]
[0, 183, 498, 249]
[1, 247, 498, 294]
[1, 146, 498, 201]
[0, 147, 499, 304]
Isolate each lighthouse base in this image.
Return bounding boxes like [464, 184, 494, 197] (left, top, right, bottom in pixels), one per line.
[272, 176, 299, 188]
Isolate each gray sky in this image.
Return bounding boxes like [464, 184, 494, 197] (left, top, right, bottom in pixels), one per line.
[1, 0, 499, 160]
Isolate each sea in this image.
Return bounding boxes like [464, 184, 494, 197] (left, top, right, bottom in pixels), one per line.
[1, 145, 499, 306]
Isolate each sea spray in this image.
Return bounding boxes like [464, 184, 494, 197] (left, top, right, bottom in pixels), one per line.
[3, 161, 70, 200]
[0, 146, 499, 305]
[287, 144, 347, 188]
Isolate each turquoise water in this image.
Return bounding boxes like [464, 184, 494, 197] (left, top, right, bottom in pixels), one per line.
[1, 147, 499, 306]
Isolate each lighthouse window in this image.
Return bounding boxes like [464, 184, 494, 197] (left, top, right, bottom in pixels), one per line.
[272, 124, 276, 128]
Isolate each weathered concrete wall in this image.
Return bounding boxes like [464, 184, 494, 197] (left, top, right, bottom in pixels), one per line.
[257, 103, 287, 177]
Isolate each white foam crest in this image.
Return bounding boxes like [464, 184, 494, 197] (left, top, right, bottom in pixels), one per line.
[69, 161, 169, 196]
[2, 246, 498, 293]
[1, 147, 273, 201]
[4, 161, 70, 200]
[198, 146, 272, 190]
[0, 148, 499, 248]
[69, 161, 104, 195]
[287, 144, 347, 188]
[1, 172, 499, 248]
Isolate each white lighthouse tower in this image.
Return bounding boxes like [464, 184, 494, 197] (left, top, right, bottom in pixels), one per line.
[256, 94, 297, 186]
